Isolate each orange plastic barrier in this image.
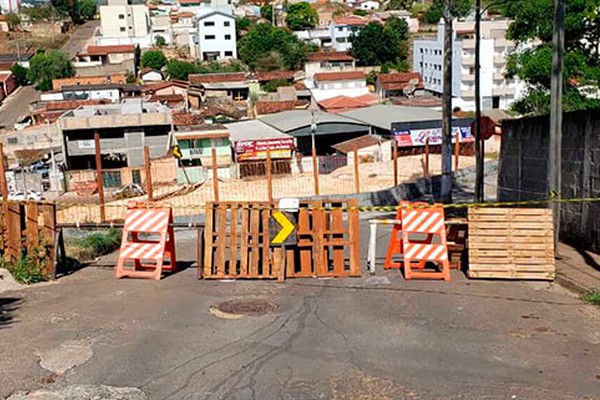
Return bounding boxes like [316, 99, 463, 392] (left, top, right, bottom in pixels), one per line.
[115, 207, 176, 280]
[384, 205, 404, 269]
[401, 203, 450, 281]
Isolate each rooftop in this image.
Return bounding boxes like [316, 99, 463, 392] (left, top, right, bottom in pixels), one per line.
[62, 99, 169, 119]
[0, 53, 34, 63]
[307, 51, 355, 62]
[52, 74, 127, 91]
[341, 104, 442, 130]
[84, 45, 136, 56]
[333, 15, 377, 26]
[332, 134, 384, 154]
[377, 72, 424, 90]
[225, 119, 293, 142]
[318, 95, 371, 113]
[61, 83, 142, 92]
[256, 70, 296, 82]
[259, 109, 366, 133]
[189, 72, 248, 84]
[314, 71, 365, 82]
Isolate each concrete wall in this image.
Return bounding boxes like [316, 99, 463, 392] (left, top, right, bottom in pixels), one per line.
[498, 110, 600, 252]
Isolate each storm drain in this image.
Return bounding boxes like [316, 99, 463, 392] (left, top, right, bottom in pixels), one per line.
[210, 299, 278, 319]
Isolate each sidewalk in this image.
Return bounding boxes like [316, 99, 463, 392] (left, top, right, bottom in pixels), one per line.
[556, 242, 600, 294]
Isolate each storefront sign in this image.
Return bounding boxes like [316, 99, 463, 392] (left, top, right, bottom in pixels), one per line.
[235, 138, 295, 161]
[392, 126, 474, 147]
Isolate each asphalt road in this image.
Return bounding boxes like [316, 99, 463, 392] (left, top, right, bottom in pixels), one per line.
[60, 20, 99, 59]
[0, 86, 40, 130]
[1, 222, 600, 399]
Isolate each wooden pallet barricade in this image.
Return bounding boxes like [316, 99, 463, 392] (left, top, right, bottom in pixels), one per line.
[468, 207, 555, 280]
[202, 199, 361, 280]
[0, 201, 57, 279]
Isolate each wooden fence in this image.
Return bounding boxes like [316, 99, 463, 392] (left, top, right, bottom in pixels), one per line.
[0, 202, 58, 279]
[202, 199, 361, 280]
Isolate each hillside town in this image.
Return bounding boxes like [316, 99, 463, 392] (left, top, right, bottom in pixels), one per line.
[2, 0, 600, 399]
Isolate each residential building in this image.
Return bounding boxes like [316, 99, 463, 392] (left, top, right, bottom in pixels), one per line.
[142, 80, 189, 97]
[318, 93, 379, 113]
[0, 52, 34, 69]
[0, 0, 19, 14]
[100, 0, 150, 39]
[311, 71, 368, 102]
[52, 75, 127, 91]
[139, 68, 165, 83]
[412, 19, 524, 110]
[374, 10, 419, 33]
[329, 15, 372, 52]
[191, 9, 237, 61]
[304, 51, 356, 82]
[59, 84, 142, 103]
[356, 0, 379, 10]
[174, 122, 232, 183]
[376, 72, 424, 98]
[58, 99, 172, 170]
[188, 72, 249, 106]
[73, 45, 136, 77]
[0, 71, 16, 103]
[0, 15, 9, 32]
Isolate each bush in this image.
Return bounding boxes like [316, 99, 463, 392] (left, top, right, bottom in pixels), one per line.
[582, 288, 600, 306]
[66, 228, 122, 262]
[155, 35, 166, 47]
[263, 78, 291, 92]
[2, 253, 47, 284]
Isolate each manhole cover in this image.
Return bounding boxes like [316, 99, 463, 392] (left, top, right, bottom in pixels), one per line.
[210, 299, 278, 319]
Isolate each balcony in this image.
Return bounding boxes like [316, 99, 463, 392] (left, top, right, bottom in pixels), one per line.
[461, 89, 475, 97]
[462, 74, 475, 82]
[462, 56, 475, 65]
[493, 73, 505, 81]
[462, 39, 475, 49]
[494, 55, 505, 65]
[493, 87, 515, 96]
[494, 38, 512, 48]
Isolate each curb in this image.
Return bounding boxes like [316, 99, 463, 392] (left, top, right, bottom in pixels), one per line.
[555, 272, 590, 295]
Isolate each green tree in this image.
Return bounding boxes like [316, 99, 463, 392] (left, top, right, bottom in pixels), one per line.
[155, 35, 167, 47]
[422, 4, 442, 24]
[350, 20, 408, 67]
[388, 0, 413, 10]
[140, 50, 168, 70]
[126, 70, 136, 84]
[385, 15, 409, 42]
[285, 2, 318, 31]
[503, 0, 600, 114]
[26, 50, 75, 91]
[261, 3, 274, 23]
[353, 9, 368, 16]
[166, 60, 198, 80]
[5, 13, 21, 30]
[236, 16, 252, 37]
[263, 79, 292, 92]
[256, 51, 284, 72]
[238, 23, 310, 70]
[11, 63, 29, 86]
[78, 0, 96, 20]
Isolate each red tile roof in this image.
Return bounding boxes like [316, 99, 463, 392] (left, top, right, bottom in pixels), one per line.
[179, 0, 209, 4]
[189, 72, 247, 84]
[0, 15, 6, 21]
[333, 15, 376, 26]
[178, 11, 195, 18]
[142, 80, 188, 93]
[377, 72, 423, 91]
[353, 93, 380, 104]
[0, 73, 11, 82]
[86, 45, 135, 56]
[318, 95, 370, 113]
[256, 70, 295, 82]
[307, 51, 355, 62]
[150, 94, 185, 103]
[314, 70, 365, 82]
[52, 74, 127, 90]
[43, 99, 110, 111]
[173, 112, 207, 126]
[256, 100, 296, 115]
[0, 61, 14, 71]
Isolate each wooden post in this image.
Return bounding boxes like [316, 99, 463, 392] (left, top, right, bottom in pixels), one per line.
[266, 145, 273, 202]
[353, 148, 360, 193]
[424, 137, 430, 179]
[0, 143, 8, 201]
[94, 132, 106, 223]
[393, 141, 398, 186]
[144, 146, 153, 201]
[454, 131, 460, 171]
[312, 145, 319, 195]
[211, 147, 219, 202]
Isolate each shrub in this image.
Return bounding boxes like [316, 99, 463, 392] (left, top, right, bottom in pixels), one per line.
[582, 288, 600, 306]
[2, 253, 47, 284]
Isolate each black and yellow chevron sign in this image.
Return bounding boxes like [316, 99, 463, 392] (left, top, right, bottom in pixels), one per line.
[172, 145, 183, 159]
[269, 211, 296, 246]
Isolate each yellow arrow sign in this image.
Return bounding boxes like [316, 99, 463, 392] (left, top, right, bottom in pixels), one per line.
[271, 211, 295, 245]
[172, 145, 183, 159]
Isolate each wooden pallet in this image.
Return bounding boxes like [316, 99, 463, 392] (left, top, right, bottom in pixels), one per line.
[468, 208, 555, 280]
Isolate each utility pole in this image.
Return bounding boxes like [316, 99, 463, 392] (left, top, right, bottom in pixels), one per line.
[440, 0, 453, 203]
[474, 0, 484, 203]
[549, 0, 565, 254]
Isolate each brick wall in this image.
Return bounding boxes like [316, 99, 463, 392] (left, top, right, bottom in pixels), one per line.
[498, 109, 600, 252]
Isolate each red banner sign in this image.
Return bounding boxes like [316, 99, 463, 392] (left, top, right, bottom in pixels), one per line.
[235, 138, 295, 161]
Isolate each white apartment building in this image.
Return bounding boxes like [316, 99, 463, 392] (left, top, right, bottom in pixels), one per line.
[412, 19, 524, 111]
[191, 9, 237, 61]
[100, 0, 150, 39]
[329, 16, 369, 52]
[311, 71, 368, 102]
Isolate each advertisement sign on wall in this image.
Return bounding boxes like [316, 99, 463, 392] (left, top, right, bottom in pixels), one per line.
[392, 126, 474, 147]
[235, 138, 295, 161]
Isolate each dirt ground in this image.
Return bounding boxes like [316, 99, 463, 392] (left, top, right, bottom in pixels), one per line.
[55, 150, 497, 223]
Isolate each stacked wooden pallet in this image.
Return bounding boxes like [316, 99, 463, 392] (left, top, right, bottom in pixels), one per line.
[468, 208, 555, 280]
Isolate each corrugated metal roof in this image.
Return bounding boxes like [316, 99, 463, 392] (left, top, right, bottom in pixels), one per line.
[332, 134, 381, 154]
[259, 110, 366, 133]
[225, 119, 292, 142]
[340, 104, 441, 130]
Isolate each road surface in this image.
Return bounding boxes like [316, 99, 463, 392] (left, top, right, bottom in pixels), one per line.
[60, 20, 99, 59]
[1, 219, 599, 399]
[0, 86, 40, 130]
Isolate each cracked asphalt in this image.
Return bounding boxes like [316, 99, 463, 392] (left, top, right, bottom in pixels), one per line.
[1, 225, 600, 399]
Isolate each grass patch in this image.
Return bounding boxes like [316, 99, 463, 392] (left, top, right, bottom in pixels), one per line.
[582, 288, 600, 306]
[66, 228, 122, 263]
[1, 254, 47, 285]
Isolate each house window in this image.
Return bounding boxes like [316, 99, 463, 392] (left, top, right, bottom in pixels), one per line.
[205, 35, 216, 40]
[224, 21, 230, 26]
[118, 14, 125, 19]
[204, 21, 215, 26]
[131, 170, 142, 185]
[225, 34, 231, 40]
[128, 26, 132, 29]
[120, 27, 126, 32]
[7, 137, 17, 144]
[224, 51, 233, 56]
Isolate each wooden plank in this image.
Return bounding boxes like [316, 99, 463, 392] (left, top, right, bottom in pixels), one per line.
[470, 208, 551, 215]
[312, 201, 325, 277]
[7, 203, 21, 261]
[203, 203, 214, 278]
[348, 199, 361, 277]
[215, 204, 227, 277]
[469, 270, 555, 280]
[40, 204, 56, 278]
[261, 204, 270, 277]
[470, 242, 553, 250]
[296, 205, 313, 277]
[469, 229, 551, 237]
[239, 205, 249, 277]
[330, 207, 345, 276]
[26, 202, 39, 255]
[249, 204, 260, 277]
[229, 203, 238, 276]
